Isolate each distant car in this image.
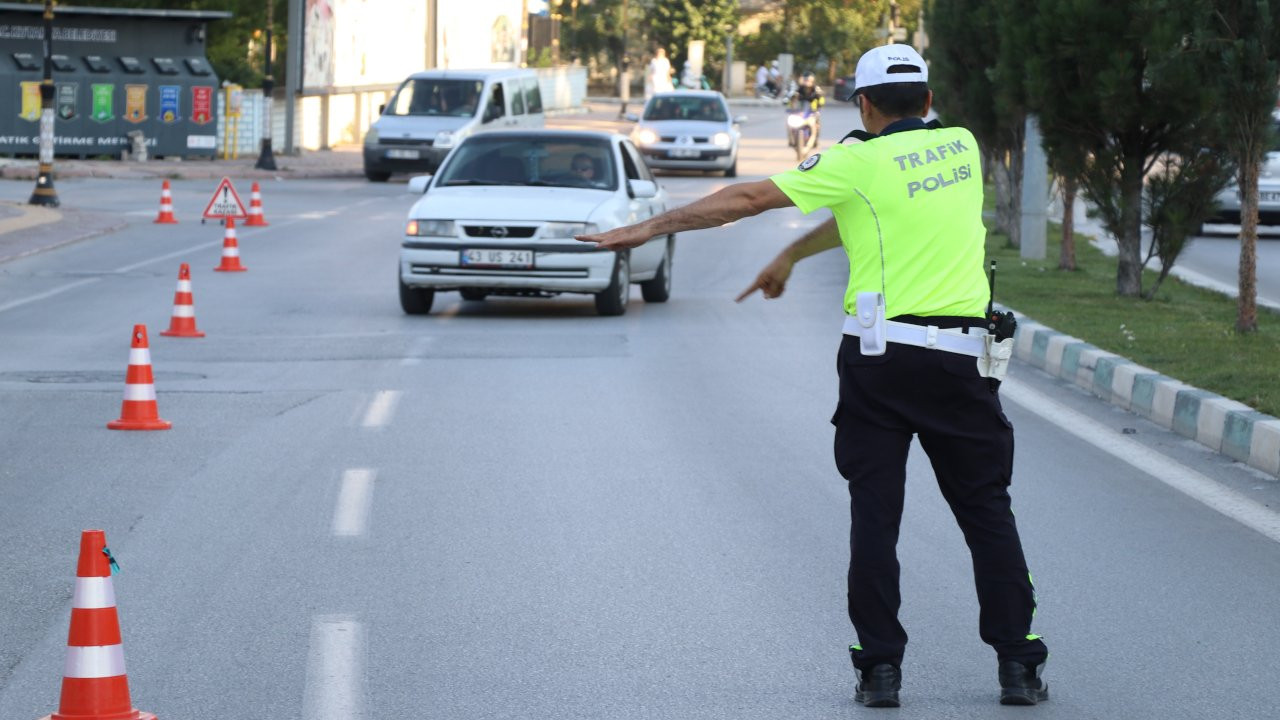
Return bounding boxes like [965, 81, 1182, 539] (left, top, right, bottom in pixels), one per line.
[399, 130, 674, 316]
[627, 91, 744, 176]
[1205, 111, 1280, 229]
[363, 68, 545, 182]
[833, 75, 857, 102]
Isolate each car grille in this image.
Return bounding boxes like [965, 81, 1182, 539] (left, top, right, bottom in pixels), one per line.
[462, 225, 538, 238]
[660, 136, 710, 143]
[382, 137, 434, 147]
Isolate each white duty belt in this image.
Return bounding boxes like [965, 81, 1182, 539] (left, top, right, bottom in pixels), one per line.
[841, 315, 986, 357]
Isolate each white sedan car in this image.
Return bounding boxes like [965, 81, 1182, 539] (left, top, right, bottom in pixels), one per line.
[399, 130, 674, 316]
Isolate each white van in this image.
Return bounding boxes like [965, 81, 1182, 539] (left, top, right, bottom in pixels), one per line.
[362, 68, 545, 182]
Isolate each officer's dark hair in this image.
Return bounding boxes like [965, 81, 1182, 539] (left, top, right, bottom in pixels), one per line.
[857, 64, 929, 118]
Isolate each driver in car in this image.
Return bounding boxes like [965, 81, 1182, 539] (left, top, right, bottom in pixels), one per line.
[570, 153, 601, 186]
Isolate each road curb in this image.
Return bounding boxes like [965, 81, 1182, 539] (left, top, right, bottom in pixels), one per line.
[1012, 316, 1280, 479]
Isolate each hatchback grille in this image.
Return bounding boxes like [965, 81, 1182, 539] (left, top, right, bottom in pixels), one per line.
[462, 225, 538, 238]
[660, 136, 710, 143]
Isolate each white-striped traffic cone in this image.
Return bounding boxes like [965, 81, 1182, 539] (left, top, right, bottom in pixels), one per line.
[213, 218, 246, 272]
[107, 325, 170, 431]
[159, 263, 204, 338]
[244, 181, 269, 226]
[153, 180, 177, 224]
[37, 529, 157, 720]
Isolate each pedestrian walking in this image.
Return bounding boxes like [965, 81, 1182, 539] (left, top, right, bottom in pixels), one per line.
[645, 47, 674, 100]
[575, 43, 1049, 709]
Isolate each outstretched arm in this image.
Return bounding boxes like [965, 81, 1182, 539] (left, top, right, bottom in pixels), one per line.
[736, 215, 842, 301]
[575, 179, 793, 251]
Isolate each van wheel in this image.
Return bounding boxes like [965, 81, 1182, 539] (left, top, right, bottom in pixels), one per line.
[640, 237, 673, 303]
[595, 252, 630, 316]
[460, 288, 488, 301]
[399, 275, 435, 315]
[365, 169, 391, 182]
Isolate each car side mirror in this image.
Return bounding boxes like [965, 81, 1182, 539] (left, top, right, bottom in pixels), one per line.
[627, 179, 658, 199]
[407, 175, 432, 194]
[734, 115, 748, 124]
[624, 113, 639, 122]
[378, 103, 386, 115]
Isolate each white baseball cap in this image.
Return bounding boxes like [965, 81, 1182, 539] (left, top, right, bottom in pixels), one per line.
[853, 44, 928, 93]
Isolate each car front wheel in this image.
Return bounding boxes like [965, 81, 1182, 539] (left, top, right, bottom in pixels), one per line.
[640, 237, 673, 303]
[399, 274, 435, 315]
[595, 252, 630, 316]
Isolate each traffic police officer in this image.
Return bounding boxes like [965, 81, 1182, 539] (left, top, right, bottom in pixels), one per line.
[576, 44, 1048, 707]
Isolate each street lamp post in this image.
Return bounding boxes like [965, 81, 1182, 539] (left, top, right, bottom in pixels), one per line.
[29, 0, 59, 207]
[255, 0, 278, 170]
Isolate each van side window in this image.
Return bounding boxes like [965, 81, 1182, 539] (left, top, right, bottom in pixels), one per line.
[618, 143, 642, 181]
[523, 77, 543, 114]
[510, 80, 525, 115]
[484, 84, 506, 123]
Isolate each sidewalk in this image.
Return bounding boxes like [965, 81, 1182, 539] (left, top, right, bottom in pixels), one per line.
[0, 147, 365, 182]
[0, 199, 127, 264]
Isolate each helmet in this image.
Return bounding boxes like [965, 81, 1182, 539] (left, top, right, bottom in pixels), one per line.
[800, 71, 815, 87]
[771, 60, 779, 68]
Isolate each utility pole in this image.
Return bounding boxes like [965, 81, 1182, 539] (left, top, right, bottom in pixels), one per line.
[29, 0, 59, 207]
[255, 0, 278, 170]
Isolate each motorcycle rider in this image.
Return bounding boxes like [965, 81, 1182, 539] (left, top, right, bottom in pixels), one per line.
[786, 71, 825, 149]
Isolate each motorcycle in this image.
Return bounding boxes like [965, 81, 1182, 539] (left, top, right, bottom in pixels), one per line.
[786, 104, 821, 161]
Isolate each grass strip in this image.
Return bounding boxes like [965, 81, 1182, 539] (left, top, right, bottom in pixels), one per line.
[985, 226, 1280, 417]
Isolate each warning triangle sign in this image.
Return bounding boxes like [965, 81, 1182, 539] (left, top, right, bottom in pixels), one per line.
[202, 177, 248, 219]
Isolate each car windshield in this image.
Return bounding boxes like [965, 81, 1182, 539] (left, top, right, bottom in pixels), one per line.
[644, 96, 728, 123]
[387, 79, 483, 118]
[435, 137, 618, 191]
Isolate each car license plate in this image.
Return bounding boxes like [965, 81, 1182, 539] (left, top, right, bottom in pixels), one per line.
[669, 148, 700, 159]
[387, 149, 420, 160]
[1261, 191, 1280, 203]
[460, 249, 533, 269]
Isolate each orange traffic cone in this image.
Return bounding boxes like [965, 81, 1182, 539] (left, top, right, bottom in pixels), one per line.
[159, 264, 204, 338]
[152, 180, 177, 224]
[244, 181, 269, 226]
[213, 218, 246, 272]
[37, 530, 158, 720]
[107, 325, 170, 431]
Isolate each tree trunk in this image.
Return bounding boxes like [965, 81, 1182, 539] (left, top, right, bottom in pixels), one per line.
[1116, 151, 1145, 296]
[1237, 158, 1260, 333]
[1059, 175, 1077, 271]
[991, 150, 1022, 248]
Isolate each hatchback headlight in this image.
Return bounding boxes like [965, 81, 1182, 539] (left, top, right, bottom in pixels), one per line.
[406, 219, 456, 237]
[540, 222, 597, 239]
[635, 129, 658, 145]
[712, 132, 731, 147]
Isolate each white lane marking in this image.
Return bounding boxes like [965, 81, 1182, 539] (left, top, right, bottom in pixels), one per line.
[0, 277, 100, 314]
[332, 468, 376, 537]
[303, 615, 367, 720]
[114, 241, 221, 273]
[401, 336, 432, 366]
[361, 390, 400, 428]
[1002, 379, 1280, 544]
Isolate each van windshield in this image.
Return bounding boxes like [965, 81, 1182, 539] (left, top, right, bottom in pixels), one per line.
[387, 79, 483, 118]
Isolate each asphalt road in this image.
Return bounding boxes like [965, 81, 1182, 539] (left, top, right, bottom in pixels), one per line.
[2, 104, 1279, 720]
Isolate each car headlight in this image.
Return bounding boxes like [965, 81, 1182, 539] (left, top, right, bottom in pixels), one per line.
[712, 132, 731, 147]
[540, 222, 597, 239]
[406, 219, 456, 237]
[786, 114, 805, 129]
[635, 129, 658, 145]
[434, 130, 455, 148]
[364, 128, 379, 146]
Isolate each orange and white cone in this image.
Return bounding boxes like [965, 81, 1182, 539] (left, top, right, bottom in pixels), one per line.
[107, 325, 171, 431]
[213, 217, 246, 272]
[244, 181, 269, 226]
[37, 530, 158, 720]
[152, 180, 177, 224]
[159, 263, 204, 338]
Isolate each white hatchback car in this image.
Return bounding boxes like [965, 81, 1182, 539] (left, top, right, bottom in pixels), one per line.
[399, 129, 674, 316]
[628, 91, 745, 176]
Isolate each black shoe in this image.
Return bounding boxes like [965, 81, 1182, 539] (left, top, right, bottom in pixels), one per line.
[854, 663, 901, 708]
[998, 660, 1049, 705]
